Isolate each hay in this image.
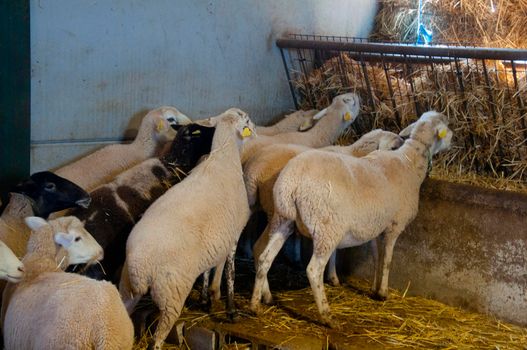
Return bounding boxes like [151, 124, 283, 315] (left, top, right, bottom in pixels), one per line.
[371, 0, 527, 48]
[293, 53, 527, 193]
[132, 278, 527, 349]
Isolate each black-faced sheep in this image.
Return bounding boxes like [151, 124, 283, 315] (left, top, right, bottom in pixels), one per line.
[69, 123, 216, 283]
[250, 111, 452, 327]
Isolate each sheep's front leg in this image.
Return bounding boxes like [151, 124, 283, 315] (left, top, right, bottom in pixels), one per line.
[374, 228, 402, 300]
[325, 251, 340, 286]
[225, 244, 238, 321]
[307, 250, 337, 328]
[370, 236, 383, 294]
[250, 216, 293, 312]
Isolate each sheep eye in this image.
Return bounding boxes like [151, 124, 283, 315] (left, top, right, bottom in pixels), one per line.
[44, 183, 56, 191]
[74, 237, 82, 242]
[391, 146, 398, 150]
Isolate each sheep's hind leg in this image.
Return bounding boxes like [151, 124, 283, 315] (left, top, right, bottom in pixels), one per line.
[307, 249, 337, 328]
[210, 260, 225, 305]
[119, 262, 142, 315]
[370, 236, 382, 295]
[325, 250, 340, 286]
[252, 224, 274, 304]
[250, 216, 293, 312]
[374, 228, 402, 300]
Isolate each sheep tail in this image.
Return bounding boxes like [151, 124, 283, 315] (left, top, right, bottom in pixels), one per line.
[273, 173, 298, 221]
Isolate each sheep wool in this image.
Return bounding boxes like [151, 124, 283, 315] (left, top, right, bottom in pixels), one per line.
[2, 217, 132, 350]
[120, 108, 255, 349]
[54, 106, 191, 191]
[250, 111, 452, 327]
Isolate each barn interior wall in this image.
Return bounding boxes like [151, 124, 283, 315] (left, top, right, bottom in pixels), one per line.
[30, 0, 378, 172]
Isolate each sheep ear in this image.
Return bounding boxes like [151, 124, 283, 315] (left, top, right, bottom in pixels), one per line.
[399, 122, 416, 139]
[194, 117, 216, 127]
[54, 232, 74, 248]
[312, 108, 327, 121]
[24, 216, 49, 231]
[239, 125, 255, 139]
[298, 118, 315, 131]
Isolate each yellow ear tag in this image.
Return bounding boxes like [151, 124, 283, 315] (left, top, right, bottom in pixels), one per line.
[343, 112, 352, 121]
[156, 120, 166, 132]
[241, 127, 252, 138]
[438, 128, 447, 139]
[191, 130, 201, 135]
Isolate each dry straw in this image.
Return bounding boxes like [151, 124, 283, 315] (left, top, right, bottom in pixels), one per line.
[132, 278, 527, 349]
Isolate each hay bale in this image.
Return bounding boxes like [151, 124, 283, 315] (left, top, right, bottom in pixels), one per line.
[371, 0, 527, 48]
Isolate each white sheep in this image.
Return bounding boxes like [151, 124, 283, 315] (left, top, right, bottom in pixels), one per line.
[0, 240, 24, 283]
[240, 93, 361, 163]
[250, 111, 452, 327]
[2, 216, 133, 350]
[119, 108, 255, 349]
[245, 129, 404, 292]
[54, 106, 191, 191]
[255, 109, 319, 136]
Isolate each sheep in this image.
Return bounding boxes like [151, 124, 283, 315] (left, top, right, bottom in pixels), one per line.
[240, 93, 361, 163]
[0, 241, 24, 284]
[119, 108, 255, 349]
[67, 123, 216, 283]
[0, 171, 91, 260]
[2, 216, 133, 350]
[249, 111, 452, 327]
[54, 106, 192, 191]
[255, 109, 319, 136]
[245, 129, 404, 292]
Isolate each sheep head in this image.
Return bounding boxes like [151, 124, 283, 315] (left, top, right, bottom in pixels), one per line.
[13, 172, 91, 218]
[401, 111, 452, 155]
[25, 216, 104, 266]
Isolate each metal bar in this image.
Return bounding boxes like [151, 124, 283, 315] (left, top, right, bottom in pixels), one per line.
[510, 60, 527, 137]
[276, 39, 527, 61]
[279, 48, 299, 109]
[381, 55, 401, 125]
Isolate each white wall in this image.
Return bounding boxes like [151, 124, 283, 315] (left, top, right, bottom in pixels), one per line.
[31, 0, 378, 172]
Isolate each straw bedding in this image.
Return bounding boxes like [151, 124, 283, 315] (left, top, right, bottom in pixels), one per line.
[132, 276, 527, 349]
[293, 53, 527, 193]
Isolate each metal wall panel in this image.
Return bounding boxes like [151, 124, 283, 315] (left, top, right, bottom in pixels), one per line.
[30, 0, 377, 172]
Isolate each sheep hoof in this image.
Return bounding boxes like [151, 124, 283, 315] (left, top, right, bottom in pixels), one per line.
[262, 294, 274, 306]
[227, 309, 241, 323]
[248, 302, 263, 315]
[371, 292, 388, 301]
[328, 278, 340, 287]
[320, 314, 339, 329]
